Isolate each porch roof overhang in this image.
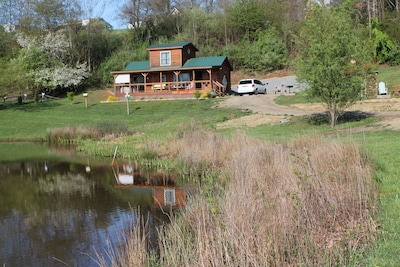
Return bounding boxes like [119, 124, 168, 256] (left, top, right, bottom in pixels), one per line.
[110, 56, 231, 75]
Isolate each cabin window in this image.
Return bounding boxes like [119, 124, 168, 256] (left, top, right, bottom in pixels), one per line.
[160, 51, 171, 66]
[164, 189, 176, 206]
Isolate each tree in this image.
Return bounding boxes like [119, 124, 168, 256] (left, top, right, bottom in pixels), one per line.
[295, 6, 370, 127]
[227, 0, 269, 42]
[16, 31, 89, 94]
[0, 59, 30, 97]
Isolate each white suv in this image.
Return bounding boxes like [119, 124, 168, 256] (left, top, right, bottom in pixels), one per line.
[236, 79, 267, 95]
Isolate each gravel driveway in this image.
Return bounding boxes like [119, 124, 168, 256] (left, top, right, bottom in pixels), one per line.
[225, 75, 314, 116]
[219, 75, 400, 130]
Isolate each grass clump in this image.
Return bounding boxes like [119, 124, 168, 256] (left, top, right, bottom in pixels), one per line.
[47, 121, 131, 143]
[107, 129, 377, 266]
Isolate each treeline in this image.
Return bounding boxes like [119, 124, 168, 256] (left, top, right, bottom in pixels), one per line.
[0, 0, 400, 97]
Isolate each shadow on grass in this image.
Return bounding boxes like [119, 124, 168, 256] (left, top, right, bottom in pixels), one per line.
[0, 100, 62, 112]
[308, 111, 375, 125]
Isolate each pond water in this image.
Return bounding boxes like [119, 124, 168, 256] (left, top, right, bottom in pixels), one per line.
[0, 143, 184, 266]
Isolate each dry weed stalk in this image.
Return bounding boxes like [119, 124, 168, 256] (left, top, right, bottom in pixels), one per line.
[115, 129, 377, 266]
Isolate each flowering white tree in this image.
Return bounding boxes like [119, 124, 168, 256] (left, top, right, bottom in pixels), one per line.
[33, 63, 89, 90]
[16, 30, 90, 92]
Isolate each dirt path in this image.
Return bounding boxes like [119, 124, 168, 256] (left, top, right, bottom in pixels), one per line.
[217, 94, 400, 130]
[219, 94, 314, 115]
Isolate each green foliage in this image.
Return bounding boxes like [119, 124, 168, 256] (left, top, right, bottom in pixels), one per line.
[67, 91, 74, 102]
[200, 90, 214, 99]
[371, 19, 400, 65]
[224, 29, 288, 72]
[227, 0, 269, 41]
[194, 90, 201, 100]
[34, 91, 39, 103]
[0, 31, 18, 59]
[96, 42, 148, 85]
[0, 58, 31, 96]
[295, 6, 369, 127]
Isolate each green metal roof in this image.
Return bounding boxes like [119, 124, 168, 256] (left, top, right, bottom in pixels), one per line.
[124, 61, 150, 71]
[183, 56, 227, 68]
[122, 56, 229, 72]
[148, 42, 192, 49]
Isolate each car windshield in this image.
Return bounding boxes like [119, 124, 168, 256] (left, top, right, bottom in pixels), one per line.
[239, 80, 252, 85]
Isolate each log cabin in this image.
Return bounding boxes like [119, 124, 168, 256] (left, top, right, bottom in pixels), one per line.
[111, 42, 232, 98]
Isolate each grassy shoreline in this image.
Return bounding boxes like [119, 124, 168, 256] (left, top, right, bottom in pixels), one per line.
[1, 85, 399, 265]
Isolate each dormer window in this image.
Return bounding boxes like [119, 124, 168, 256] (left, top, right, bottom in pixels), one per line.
[160, 51, 171, 66]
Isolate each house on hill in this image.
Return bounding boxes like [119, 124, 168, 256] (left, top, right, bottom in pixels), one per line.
[110, 42, 232, 97]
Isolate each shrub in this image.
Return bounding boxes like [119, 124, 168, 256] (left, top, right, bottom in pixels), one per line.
[194, 90, 201, 100]
[67, 91, 74, 102]
[107, 95, 118, 102]
[200, 90, 214, 99]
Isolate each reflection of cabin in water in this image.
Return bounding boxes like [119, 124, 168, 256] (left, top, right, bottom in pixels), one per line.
[113, 162, 186, 209]
[110, 42, 232, 98]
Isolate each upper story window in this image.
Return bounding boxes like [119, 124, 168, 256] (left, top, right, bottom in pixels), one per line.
[160, 51, 171, 66]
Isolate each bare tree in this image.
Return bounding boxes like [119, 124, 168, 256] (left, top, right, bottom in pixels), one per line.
[119, 0, 148, 41]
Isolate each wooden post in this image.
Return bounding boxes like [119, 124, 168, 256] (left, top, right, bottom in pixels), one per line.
[125, 93, 130, 115]
[83, 93, 88, 108]
[142, 73, 148, 92]
[111, 146, 118, 165]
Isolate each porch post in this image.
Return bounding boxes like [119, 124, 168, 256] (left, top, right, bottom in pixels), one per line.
[159, 72, 163, 89]
[174, 71, 181, 89]
[142, 73, 148, 92]
[207, 70, 212, 90]
[113, 74, 118, 93]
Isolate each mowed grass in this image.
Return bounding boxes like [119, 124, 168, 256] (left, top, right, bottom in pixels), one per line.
[0, 92, 245, 141]
[376, 64, 400, 91]
[359, 130, 400, 265]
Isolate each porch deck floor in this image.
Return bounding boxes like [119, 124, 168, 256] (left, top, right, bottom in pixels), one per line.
[115, 89, 197, 100]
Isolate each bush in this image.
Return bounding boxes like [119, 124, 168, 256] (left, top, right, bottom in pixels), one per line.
[67, 91, 74, 102]
[194, 90, 201, 100]
[107, 95, 118, 102]
[200, 90, 214, 99]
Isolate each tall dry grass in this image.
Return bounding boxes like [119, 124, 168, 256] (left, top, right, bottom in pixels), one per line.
[107, 129, 377, 266]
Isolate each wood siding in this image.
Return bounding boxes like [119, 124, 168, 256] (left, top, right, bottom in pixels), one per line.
[149, 49, 182, 68]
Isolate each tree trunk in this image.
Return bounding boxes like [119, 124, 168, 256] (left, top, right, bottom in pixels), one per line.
[329, 104, 339, 127]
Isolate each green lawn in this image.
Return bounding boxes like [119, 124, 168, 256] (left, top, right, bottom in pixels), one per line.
[377, 65, 400, 92]
[0, 94, 247, 141]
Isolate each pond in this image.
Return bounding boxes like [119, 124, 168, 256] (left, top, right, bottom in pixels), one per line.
[0, 142, 185, 266]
